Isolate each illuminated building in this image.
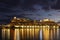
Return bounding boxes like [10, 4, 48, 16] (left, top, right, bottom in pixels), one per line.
[5, 17, 58, 29]
[1, 17, 59, 40]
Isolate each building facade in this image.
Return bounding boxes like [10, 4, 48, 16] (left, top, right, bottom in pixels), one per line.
[2, 17, 59, 40]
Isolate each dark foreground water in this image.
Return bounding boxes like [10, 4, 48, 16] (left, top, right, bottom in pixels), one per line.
[0, 28, 60, 40]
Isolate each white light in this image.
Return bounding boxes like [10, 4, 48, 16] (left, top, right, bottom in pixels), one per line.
[53, 26, 55, 28]
[15, 26, 19, 27]
[14, 17, 16, 19]
[43, 26, 46, 27]
[21, 26, 24, 27]
[47, 26, 49, 28]
[43, 19, 49, 21]
[40, 20, 42, 22]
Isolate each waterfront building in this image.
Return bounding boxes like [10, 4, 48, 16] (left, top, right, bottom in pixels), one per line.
[5, 17, 58, 29]
[1, 17, 59, 40]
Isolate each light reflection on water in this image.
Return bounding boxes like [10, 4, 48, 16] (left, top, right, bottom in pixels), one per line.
[14, 29, 20, 40]
[40, 29, 42, 40]
[1, 28, 60, 40]
[2, 29, 10, 40]
[43, 28, 49, 40]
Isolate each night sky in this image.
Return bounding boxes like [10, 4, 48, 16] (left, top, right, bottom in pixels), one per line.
[0, 0, 60, 24]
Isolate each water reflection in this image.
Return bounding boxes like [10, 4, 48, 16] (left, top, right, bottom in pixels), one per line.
[43, 28, 49, 40]
[1, 28, 60, 40]
[2, 29, 5, 40]
[14, 29, 20, 40]
[39, 29, 42, 40]
[2, 29, 10, 40]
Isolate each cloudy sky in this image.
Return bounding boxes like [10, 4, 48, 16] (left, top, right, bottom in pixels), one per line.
[0, 0, 60, 24]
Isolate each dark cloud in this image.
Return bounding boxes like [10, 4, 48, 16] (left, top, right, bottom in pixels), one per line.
[0, 0, 59, 12]
[0, 0, 60, 24]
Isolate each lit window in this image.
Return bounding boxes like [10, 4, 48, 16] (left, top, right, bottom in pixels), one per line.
[53, 26, 55, 28]
[43, 19, 49, 21]
[21, 26, 24, 27]
[15, 25, 19, 27]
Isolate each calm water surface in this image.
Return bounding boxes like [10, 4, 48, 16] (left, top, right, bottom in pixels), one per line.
[1, 28, 60, 40]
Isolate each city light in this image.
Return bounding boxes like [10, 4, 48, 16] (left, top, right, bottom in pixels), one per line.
[15, 25, 19, 27]
[1, 17, 60, 40]
[1, 17, 59, 29]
